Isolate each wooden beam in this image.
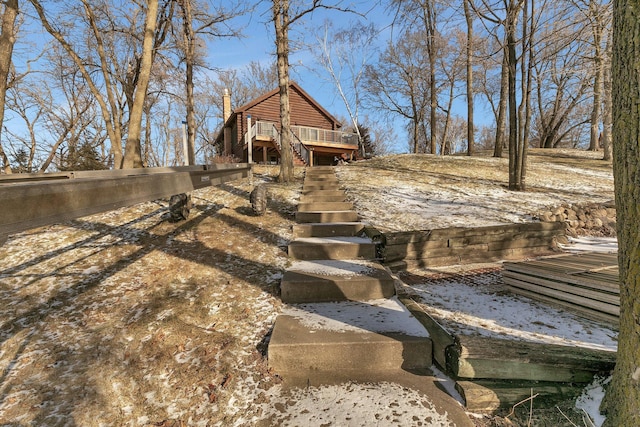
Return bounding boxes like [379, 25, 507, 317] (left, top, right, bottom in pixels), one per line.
[456, 380, 585, 413]
[448, 334, 616, 382]
[0, 163, 251, 241]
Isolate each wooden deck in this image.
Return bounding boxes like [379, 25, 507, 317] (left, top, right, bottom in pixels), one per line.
[503, 252, 619, 327]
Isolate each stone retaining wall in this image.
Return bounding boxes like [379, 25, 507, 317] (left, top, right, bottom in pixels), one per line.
[379, 222, 565, 271]
[534, 201, 617, 237]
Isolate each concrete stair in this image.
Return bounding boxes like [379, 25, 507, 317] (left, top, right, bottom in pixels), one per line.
[280, 260, 395, 303]
[292, 222, 365, 238]
[288, 237, 377, 260]
[269, 167, 432, 381]
[297, 201, 354, 212]
[295, 210, 359, 223]
[268, 297, 432, 373]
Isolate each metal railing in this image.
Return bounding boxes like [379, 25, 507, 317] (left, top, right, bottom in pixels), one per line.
[0, 163, 251, 242]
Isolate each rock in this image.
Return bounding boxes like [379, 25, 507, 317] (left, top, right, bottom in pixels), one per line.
[250, 184, 268, 216]
[169, 193, 192, 222]
[540, 212, 554, 222]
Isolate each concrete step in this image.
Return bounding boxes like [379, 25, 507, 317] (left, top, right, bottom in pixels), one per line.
[304, 175, 337, 181]
[296, 210, 358, 223]
[302, 183, 340, 191]
[292, 222, 365, 238]
[281, 260, 396, 303]
[305, 166, 335, 174]
[297, 201, 354, 212]
[268, 297, 432, 375]
[288, 236, 376, 260]
[300, 189, 346, 198]
[299, 194, 347, 203]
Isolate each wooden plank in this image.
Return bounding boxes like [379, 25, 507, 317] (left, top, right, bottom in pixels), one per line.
[448, 335, 616, 382]
[504, 262, 619, 290]
[398, 296, 456, 370]
[503, 277, 620, 316]
[505, 285, 620, 327]
[456, 380, 585, 413]
[383, 222, 564, 245]
[503, 271, 620, 304]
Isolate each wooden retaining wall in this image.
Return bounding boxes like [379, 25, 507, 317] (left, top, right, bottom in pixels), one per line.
[382, 222, 565, 270]
[400, 295, 617, 413]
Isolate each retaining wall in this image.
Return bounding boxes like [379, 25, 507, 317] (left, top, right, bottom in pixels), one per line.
[379, 222, 565, 271]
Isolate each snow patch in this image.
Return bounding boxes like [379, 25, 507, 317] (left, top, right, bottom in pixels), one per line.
[284, 297, 430, 336]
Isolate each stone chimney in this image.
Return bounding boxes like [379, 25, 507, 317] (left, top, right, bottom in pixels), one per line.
[223, 88, 231, 123]
[223, 89, 232, 156]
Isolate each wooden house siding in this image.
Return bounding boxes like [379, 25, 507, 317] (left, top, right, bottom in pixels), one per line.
[220, 81, 355, 164]
[234, 85, 338, 143]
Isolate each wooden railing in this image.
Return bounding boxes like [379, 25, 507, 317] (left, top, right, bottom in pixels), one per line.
[291, 125, 358, 147]
[253, 121, 358, 148]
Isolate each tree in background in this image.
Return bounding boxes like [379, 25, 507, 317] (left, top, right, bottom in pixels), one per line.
[364, 29, 430, 154]
[271, 0, 358, 182]
[601, 0, 640, 423]
[308, 21, 379, 158]
[0, 0, 18, 174]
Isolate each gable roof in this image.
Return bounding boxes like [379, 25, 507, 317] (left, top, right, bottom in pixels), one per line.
[230, 81, 342, 128]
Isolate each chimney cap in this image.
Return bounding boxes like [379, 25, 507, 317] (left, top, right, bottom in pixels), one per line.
[224, 88, 229, 96]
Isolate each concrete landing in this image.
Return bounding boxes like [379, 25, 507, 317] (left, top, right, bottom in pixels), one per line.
[281, 260, 395, 303]
[268, 297, 432, 373]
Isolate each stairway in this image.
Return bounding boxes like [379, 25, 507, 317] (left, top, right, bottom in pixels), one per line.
[268, 166, 433, 382]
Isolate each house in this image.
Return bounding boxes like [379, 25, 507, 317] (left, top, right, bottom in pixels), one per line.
[216, 82, 359, 166]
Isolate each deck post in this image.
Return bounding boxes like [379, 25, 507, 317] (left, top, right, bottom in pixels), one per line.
[247, 114, 253, 164]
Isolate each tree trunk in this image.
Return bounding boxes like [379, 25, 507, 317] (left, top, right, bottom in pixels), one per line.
[0, 0, 18, 174]
[602, 0, 640, 424]
[464, 0, 474, 156]
[122, 0, 158, 169]
[273, 0, 294, 182]
[180, 0, 196, 166]
[589, 0, 603, 152]
[601, 21, 613, 161]
[494, 51, 508, 158]
[507, 2, 520, 190]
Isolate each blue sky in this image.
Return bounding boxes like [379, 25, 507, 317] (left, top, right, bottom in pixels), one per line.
[205, 2, 408, 151]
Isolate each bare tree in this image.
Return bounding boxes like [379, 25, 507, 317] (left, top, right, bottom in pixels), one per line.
[364, 30, 430, 154]
[0, 0, 18, 173]
[308, 20, 379, 158]
[271, 0, 358, 182]
[175, 0, 245, 166]
[463, 0, 475, 155]
[392, 0, 440, 154]
[29, 0, 174, 169]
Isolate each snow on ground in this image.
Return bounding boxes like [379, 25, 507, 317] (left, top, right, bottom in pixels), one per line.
[336, 152, 614, 232]
[405, 269, 617, 352]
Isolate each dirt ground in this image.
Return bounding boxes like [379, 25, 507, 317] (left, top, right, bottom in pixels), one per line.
[0, 152, 615, 426]
[0, 166, 303, 426]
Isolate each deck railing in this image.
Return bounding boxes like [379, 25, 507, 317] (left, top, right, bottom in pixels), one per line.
[291, 125, 358, 147]
[253, 121, 358, 148]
